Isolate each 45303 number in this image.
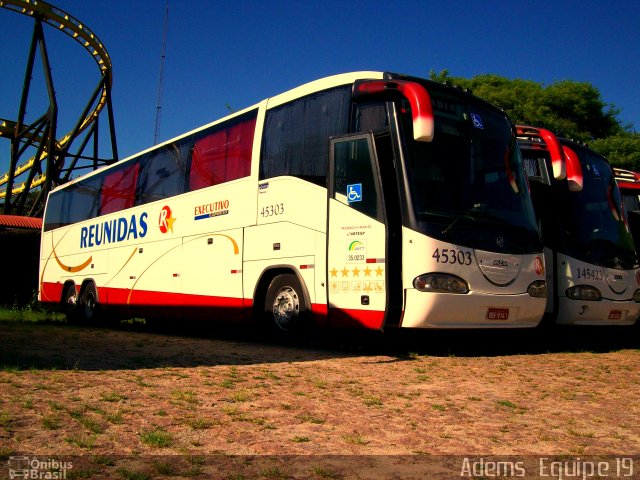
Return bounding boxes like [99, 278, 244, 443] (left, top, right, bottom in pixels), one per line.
[432, 248, 472, 266]
[261, 203, 285, 218]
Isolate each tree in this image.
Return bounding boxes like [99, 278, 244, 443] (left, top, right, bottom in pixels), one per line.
[428, 70, 625, 142]
[590, 133, 640, 171]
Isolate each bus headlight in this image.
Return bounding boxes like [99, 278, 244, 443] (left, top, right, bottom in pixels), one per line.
[413, 273, 469, 294]
[566, 285, 601, 301]
[527, 280, 547, 298]
[633, 289, 640, 303]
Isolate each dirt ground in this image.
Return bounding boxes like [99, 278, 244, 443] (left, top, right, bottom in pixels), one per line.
[0, 318, 639, 478]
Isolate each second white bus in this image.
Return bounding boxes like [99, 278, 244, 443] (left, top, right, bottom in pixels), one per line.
[517, 126, 640, 325]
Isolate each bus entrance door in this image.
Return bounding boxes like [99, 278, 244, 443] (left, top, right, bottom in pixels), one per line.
[327, 133, 395, 329]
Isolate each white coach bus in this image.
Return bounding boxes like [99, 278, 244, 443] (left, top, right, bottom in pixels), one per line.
[39, 72, 547, 331]
[517, 125, 640, 325]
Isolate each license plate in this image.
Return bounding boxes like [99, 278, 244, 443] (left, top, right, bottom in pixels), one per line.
[487, 308, 510, 320]
[608, 310, 622, 320]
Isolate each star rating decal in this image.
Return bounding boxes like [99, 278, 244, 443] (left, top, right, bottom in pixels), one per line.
[330, 265, 384, 278]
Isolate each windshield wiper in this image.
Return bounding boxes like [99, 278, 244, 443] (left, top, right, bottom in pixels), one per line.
[441, 206, 512, 237]
[441, 211, 476, 237]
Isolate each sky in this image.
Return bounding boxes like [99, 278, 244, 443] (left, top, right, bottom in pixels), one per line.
[1, 0, 639, 182]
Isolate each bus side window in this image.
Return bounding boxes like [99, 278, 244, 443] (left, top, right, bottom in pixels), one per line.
[99, 162, 140, 215]
[136, 141, 189, 205]
[260, 86, 351, 186]
[44, 176, 101, 230]
[351, 101, 388, 134]
[333, 137, 383, 222]
[189, 112, 256, 191]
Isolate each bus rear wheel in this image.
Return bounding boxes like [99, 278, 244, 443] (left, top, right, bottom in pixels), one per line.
[264, 274, 307, 332]
[62, 284, 78, 323]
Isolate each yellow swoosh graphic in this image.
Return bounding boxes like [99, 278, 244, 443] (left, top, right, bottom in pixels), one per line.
[208, 233, 239, 255]
[45, 229, 93, 273]
[53, 242, 93, 273]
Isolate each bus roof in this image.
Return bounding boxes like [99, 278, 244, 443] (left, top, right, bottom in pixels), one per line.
[48, 71, 388, 194]
[48, 70, 511, 194]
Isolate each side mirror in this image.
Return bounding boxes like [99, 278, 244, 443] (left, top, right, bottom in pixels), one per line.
[562, 145, 583, 192]
[539, 129, 566, 180]
[353, 80, 434, 142]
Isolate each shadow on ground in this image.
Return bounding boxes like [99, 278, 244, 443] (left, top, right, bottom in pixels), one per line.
[0, 316, 638, 371]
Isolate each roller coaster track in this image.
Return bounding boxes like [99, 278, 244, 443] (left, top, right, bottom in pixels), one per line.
[0, 0, 117, 215]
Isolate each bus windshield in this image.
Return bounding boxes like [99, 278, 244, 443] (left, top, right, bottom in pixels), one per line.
[557, 143, 636, 269]
[401, 89, 541, 254]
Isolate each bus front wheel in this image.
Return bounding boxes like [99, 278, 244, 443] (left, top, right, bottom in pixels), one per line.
[78, 283, 100, 323]
[264, 274, 307, 332]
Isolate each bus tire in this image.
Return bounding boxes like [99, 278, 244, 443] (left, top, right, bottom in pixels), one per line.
[78, 282, 100, 323]
[62, 284, 78, 323]
[264, 274, 307, 333]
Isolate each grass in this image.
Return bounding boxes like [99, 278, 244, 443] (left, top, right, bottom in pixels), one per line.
[220, 378, 237, 388]
[116, 468, 151, 480]
[261, 466, 290, 479]
[291, 435, 310, 443]
[139, 427, 174, 448]
[496, 399, 528, 414]
[229, 390, 252, 403]
[221, 405, 269, 427]
[93, 456, 116, 466]
[310, 378, 328, 389]
[42, 414, 62, 430]
[65, 433, 97, 450]
[76, 415, 105, 434]
[297, 413, 325, 424]
[105, 408, 124, 424]
[494, 399, 529, 417]
[185, 416, 220, 430]
[64, 468, 101, 479]
[171, 389, 199, 405]
[100, 391, 128, 403]
[152, 461, 178, 476]
[0, 305, 65, 323]
[362, 395, 383, 408]
[312, 466, 342, 479]
[567, 427, 595, 438]
[343, 433, 369, 445]
[0, 411, 10, 428]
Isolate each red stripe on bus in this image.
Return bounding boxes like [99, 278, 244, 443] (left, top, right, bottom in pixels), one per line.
[41, 282, 384, 330]
[41, 282, 246, 309]
[328, 307, 385, 330]
[40, 282, 64, 303]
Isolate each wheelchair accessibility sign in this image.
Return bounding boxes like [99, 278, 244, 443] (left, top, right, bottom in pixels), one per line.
[347, 184, 362, 203]
[470, 113, 484, 129]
